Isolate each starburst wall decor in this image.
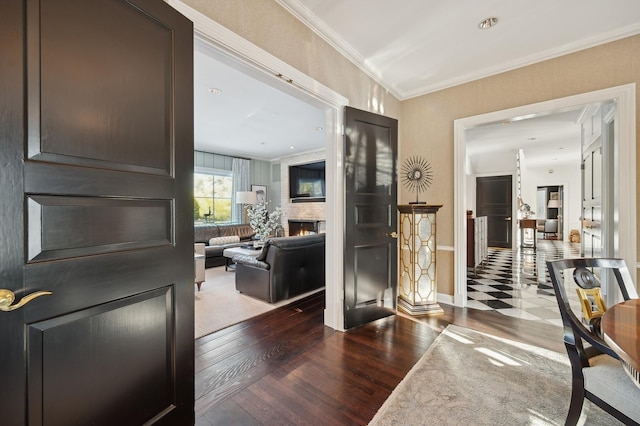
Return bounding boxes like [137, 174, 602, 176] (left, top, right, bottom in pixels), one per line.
[401, 156, 433, 204]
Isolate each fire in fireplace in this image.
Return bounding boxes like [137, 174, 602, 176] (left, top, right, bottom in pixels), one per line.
[288, 219, 325, 236]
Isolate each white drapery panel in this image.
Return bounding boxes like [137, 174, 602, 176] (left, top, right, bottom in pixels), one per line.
[232, 158, 251, 223]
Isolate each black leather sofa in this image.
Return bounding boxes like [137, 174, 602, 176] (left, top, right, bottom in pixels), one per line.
[194, 224, 255, 268]
[233, 233, 325, 303]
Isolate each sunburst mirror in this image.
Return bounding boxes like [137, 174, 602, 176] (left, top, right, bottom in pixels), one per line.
[400, 156, 433, 204]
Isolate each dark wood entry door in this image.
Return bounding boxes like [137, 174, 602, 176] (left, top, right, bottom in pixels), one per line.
[0, 1, 194, 424]
[343, 107, 398, 329]
[476, 175, 513, 248]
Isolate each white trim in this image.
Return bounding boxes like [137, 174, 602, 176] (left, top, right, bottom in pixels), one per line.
[402, 24, 640, 100]
[276, 0, 640, 100]
[437, 293, 455, 306]
[454, 84, 636, 306]
[275, 0, 400, 100]
[167, 0, 349, 331]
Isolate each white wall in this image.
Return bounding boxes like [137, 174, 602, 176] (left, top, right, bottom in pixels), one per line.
[466, 149, 517, 216]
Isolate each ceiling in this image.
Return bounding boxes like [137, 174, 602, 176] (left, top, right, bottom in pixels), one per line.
[195, 1, 640, 161]
[194, 40, 326, 161]
[466, 108, 585, 169]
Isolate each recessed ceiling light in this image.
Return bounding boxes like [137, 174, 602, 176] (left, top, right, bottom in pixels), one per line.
[478, 17, 498, 30]
[314, 127, 324, 132]
[260, 141, 268, 145]
[290, 146, 295, 150]
[208, 88, 222, 95]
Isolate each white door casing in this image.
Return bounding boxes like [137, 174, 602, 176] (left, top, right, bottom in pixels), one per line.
[454, 84, 636, 306]
[166, 0, 349, 330]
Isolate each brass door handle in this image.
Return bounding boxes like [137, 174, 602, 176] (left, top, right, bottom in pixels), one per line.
[0, 289, 52, 312]
[389, 232, 398, 238]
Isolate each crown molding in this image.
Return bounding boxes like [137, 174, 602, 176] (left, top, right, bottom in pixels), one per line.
[277, 1, 640, 101]
[275, 0, 402, 100]
[402, 23, 640, 99]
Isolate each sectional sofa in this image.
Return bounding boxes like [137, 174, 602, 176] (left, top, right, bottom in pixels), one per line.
[194, 223, 255, 268]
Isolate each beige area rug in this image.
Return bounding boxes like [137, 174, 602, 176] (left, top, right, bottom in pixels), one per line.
[370, 325, 620, 426]
[194, 266, 321, 339]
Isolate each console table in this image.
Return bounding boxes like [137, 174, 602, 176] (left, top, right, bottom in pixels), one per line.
[519, 219, 537, 248]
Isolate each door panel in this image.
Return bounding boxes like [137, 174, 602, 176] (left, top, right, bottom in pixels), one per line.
[344, 107, 398, 329]
[28, 288, 174, 425]
[476, 175, 512, 248]
[1, 1, 194, 424]
[33, 0, 172, 174]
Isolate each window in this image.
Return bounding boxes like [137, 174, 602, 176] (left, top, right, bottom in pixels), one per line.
[194, 170, 233, 224]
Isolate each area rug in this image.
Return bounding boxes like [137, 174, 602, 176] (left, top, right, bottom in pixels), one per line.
[194, 266, 273, 338]
[370, 325, 619, 426]
[194, 266, 322, 339]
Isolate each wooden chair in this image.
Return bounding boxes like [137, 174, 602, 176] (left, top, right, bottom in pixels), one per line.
[536, 219, 546, 239]
[546, 258, 640, 425]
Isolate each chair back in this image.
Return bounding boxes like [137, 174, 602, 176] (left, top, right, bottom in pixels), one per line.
[543, 219, 558, 233]
[546, 258, 638, 361]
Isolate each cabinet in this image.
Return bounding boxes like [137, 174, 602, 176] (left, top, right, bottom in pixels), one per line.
[536, 185, 563, 240]
[467, 216, 488, 272]
[398, 204, 443, 316]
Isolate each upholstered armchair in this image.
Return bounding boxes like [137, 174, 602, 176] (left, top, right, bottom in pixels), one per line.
[233, 234, 325, 303]
[194, 243, 206, 291]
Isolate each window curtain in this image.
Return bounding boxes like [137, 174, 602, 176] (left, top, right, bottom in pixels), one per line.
[232, 158, 251, 223]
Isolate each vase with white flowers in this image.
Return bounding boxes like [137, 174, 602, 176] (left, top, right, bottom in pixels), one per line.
[246, 200, 282, 247]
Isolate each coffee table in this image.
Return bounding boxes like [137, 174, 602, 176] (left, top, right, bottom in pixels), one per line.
[223, 246, 261, 271]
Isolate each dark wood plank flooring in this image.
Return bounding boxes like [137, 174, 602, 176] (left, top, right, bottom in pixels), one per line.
[195, 291, 564, 425]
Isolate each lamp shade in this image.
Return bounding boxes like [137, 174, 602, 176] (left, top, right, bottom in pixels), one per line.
[236, 191, 257, 205]
[547, 199, 561, 208]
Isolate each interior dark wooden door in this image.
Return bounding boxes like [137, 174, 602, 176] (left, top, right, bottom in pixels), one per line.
[476, 175, 513, 248]
[343, 107, 398, 329]
[0, 1, 194, 424]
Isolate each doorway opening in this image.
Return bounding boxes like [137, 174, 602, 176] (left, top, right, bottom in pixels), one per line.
[169, 0, 349, 330]
[454, 84, 636, 307]
[537, 185, 563, 241]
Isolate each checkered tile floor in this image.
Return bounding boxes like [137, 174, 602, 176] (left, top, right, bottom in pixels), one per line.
[467, 239, 582, 327]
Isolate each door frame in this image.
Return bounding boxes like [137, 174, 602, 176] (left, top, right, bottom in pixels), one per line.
[475, 174, 514, 249]
[454, 84, 636, 306]
[167, 0, 349, 330]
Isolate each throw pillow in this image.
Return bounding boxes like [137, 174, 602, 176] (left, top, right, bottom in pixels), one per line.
[209, 235, 240, 246]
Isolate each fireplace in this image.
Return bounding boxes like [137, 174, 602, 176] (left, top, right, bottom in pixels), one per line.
[288, 219, 325, 236]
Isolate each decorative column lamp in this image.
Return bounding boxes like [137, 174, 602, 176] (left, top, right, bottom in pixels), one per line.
[397, 204, 443, 315]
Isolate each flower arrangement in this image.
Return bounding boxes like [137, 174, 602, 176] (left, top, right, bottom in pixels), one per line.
[246, 200, 282, 241]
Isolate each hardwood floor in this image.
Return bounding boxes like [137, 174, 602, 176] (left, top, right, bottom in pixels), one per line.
[194, 291, 565, 425]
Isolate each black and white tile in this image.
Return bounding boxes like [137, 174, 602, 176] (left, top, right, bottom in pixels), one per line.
[467, 239, 582, 326]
